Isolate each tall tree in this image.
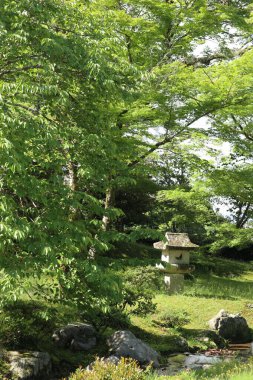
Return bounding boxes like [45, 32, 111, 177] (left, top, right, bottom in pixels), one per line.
[96, 0, 253, 233]
[0, 0, 138, 306]
[1, 0, 253, 306]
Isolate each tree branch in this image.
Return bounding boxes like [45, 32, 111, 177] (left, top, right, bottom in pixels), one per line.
[236, 202, 251, 228]
[128, 104, 231, 168]
[231, 114, 253, 141]
[0, 64, 43, 78]
[184, 46, 252, 67]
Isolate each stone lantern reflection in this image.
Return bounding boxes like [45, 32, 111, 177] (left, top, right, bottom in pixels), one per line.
[154, 232, 198, 293]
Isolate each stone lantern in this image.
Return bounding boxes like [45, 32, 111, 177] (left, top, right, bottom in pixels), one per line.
[154, 232, 198, 293]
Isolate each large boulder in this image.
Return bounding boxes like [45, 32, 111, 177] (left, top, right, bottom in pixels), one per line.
[7, 351, 51, 380]
[107, 330, 160, 368]
[52, 323, 97, 351]
[208, 310, 252, 343]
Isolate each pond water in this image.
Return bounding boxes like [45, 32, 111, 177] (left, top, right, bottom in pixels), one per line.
[156, 343, 253, 376]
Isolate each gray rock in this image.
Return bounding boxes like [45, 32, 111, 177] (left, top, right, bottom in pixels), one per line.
[209, 310, 226, 330]
[208, 310, 252, 343]
[171, 336, 189, 352]
[71, 336, 97, 351]
[107, 330, 160, 368]
[103, 355, 121, 365]
[185, 354, 222, 367]
[7, 351, 51, 380]
[52, 323, 97, 351]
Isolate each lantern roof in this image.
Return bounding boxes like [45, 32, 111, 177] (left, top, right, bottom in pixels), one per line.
[154, 232, 199, 250]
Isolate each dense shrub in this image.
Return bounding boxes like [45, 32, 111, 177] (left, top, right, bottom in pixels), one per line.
[0, 300, 57, 349]
[121, 266, 160, 316]
[122, 266, 161, 292]
[68, 358, 151, 380]
[84, 265, 160, 331]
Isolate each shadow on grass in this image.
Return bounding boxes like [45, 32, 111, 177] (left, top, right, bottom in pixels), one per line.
[192, 253, 253, 277]
[129, 323, 189, 355]
[184, 275, 253, 300]
[183, 292, 237, 301]
[179, 327, 226, 346]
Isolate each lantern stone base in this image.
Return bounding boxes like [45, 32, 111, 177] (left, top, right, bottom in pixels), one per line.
[164, 274, 184, 293]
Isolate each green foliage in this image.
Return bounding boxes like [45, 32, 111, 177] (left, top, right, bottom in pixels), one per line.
[68, 358, 151, 380]
[68, 358, 253, 380]
[0, 0, 253, 320]
[1, 1, 253, 378]
[208, 223, 253, 253]
[0, 359, 11, 380]
[154, 186, 217, 244]
[178, 359, 253, 380]
[121, 266, 160, 316]
[115, 177, 160, 229]
[0, 300, 57, 349]
[204, 163, 253, 251]
[191, 252, 250, 277]
[107, 241, 160, 261]
[123, 266, 161, 292]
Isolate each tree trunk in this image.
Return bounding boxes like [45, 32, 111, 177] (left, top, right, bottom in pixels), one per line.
[102, 187, 115, 231]
[88, 187, 115, 259]
[235, 202, 250, 228]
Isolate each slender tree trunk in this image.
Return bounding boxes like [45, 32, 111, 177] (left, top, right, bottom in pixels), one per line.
[102, 187, 115, 231]
[64, 161, 78, 220]
[88, 188, 115, 259]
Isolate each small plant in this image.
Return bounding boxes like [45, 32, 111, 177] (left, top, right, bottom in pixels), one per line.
[153, 310, 190, 329]
[68, 357, 151, 380]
